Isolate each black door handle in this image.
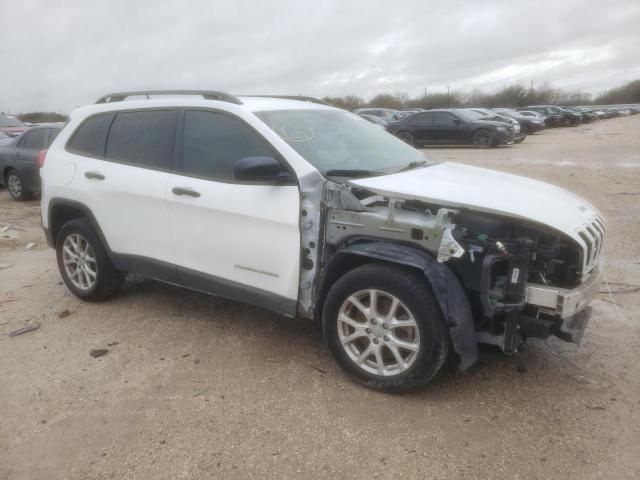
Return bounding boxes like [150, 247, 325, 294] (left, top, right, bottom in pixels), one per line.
[172, 186, 201, 198]
[85, 171, 105, 180]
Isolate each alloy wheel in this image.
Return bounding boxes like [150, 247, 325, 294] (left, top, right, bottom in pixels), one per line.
[62, 233, 98, 291]
[337, 289, 421, 376]
[7, 174, 22, 198]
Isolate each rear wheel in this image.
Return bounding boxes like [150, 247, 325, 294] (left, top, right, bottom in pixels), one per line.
[323, 264, 449, 392]
[6, 169, 31, 201]
[396, 131, 415, 146]
[472, 129, 493, 148]
[56, 218, 124, 301]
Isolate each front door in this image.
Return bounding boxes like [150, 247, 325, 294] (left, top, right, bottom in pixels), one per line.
[166, 109, 300, 313]
[432, 111, 462, 142]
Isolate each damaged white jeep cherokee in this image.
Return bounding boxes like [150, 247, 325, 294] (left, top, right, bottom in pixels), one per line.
[41, 91, 604, 392]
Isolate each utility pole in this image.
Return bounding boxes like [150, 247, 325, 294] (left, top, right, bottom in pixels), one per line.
[424, 87, 427, 98]
[447, 85, 451, 107]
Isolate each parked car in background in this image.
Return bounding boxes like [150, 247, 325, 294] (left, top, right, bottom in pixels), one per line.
[358, 114, 388, 127]
[0, 125, 62, 200]
[0, 130, 12, 145]
[0, 114, 29, 137]
[353, 108, 403, 121]
[398, 109, 425, 117]
[387, 109, 515, 148]
[493, 108, 546, 134]
[517, 106, 565, 127]
[466, 108, 526, 143]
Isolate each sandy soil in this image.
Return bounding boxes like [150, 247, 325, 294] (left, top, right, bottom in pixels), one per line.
[1, 116, 639, 480]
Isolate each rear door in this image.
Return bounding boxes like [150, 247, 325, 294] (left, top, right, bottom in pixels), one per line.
[68, 109, 177, 270]
[410, 112, 435, 143]
[166, 109, 300, 312]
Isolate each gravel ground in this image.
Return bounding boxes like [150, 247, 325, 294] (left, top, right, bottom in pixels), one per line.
[1, 116, 639, 480]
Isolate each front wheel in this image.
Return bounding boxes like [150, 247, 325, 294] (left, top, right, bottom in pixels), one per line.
[472, 129, 493, 148]
[323, 264, 449, 392]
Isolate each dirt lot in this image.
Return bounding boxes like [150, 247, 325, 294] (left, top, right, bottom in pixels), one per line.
[1, 116, 640, 480]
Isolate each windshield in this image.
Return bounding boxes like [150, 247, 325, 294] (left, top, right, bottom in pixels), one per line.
[0, 116, 25, 128]
[255, 109, 428, 174]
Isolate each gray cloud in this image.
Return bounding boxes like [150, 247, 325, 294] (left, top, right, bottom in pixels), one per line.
[1, 0, 639, 113]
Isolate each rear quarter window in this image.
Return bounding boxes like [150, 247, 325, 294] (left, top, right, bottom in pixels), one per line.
[67, 114, 114, 156]
[20, 129, 47, 149]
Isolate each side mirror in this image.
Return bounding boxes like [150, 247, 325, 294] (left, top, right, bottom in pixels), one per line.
[233, 156, 291, 184]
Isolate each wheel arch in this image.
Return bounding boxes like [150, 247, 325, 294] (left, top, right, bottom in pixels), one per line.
[3, 165, 16, 183]
[47, 199, 113, 260]
[472, 126, 493, 136]
[315, 241, 478, 371]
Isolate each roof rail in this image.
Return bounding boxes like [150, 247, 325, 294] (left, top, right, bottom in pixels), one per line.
[95, 90, 243, 105]
[242, 95, 330, 106]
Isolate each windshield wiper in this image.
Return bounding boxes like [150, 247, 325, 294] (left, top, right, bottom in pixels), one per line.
[394, 160, 428, 173]
[324, 169, 383, 178]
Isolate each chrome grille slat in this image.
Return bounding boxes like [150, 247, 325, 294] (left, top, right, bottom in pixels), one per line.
[579, 217, 606, 275]
[586, 226, 599, 263]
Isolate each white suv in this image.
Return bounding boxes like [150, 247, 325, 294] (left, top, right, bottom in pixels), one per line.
[41, 90, 604, 391]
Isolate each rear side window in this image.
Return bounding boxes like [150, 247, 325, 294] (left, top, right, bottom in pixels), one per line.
[105, 110, 176, 170]
[20, 129, 47, 149]
[68, 114, 113, 156]
[181, 110, 274, 182]
[412, 112, 434, 122]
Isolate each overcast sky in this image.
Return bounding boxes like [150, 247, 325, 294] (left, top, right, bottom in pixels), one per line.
[1, 0, 639, 113]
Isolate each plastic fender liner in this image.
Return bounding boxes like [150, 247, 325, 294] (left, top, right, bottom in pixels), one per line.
[335, 242, 478, 371]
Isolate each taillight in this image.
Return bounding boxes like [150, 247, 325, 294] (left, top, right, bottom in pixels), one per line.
[37, 149, 48, 168]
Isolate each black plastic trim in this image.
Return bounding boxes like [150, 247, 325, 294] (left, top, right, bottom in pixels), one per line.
[322, 241, 479, 371]
[95, 90, 243, 105]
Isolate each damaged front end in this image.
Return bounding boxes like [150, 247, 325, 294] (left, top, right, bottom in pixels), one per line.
[306, 179, 603, 370]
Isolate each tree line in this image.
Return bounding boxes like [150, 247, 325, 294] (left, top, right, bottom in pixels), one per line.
[322, 79, 640, 111]
[8, 80, 639, 120]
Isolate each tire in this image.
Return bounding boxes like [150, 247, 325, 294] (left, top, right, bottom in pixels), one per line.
[5, 169, 32, 201]
[515, 132, 527, 144]
[396, 131, 415, 146]
[322, 263, 449, 392]
[472, 129, 493, 149]
[56, 218, 124, 301]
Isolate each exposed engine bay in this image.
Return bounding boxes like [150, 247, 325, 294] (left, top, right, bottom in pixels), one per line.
[320, 183, 588, 354]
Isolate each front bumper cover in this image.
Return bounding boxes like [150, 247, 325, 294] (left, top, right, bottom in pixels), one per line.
[525, 268, 602, 319]
[524, 268, 601, 345]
